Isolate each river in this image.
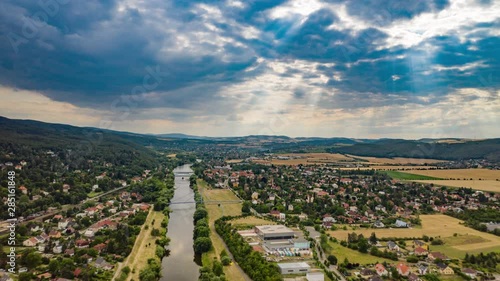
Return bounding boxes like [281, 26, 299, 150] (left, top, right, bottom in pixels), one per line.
[160, 164, 199, 281]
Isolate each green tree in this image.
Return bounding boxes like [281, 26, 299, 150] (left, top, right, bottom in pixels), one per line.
[194, 237, 212, 254]
[194, 208, 208, 222]
[221, 256, 232, 266]
[327, 255, 338, 265]
[213, 260, 224, 276]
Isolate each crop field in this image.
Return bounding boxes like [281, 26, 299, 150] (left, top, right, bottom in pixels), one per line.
[252, 153, 355, 165]
[401, 168, 500, 180]
[252, 153, 447, 166]
[325, 241, 395, 265]
[197, 179, 245, 281]
[340, 165, 440, 171]
[230, 216, 276, 227]
[384, 171, 442, 180]
[346, 155, 446, 165]
[329, 215, 500, 258]
[413, 180, 500, 193]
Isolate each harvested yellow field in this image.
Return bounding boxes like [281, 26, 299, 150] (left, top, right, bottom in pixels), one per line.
[226, 159, 244, 163]
[403, 168, 500, 180]
[340, 165, 439, 171]
[230, 216, 276, 227]
[166, 153, 176, 158]
[347, 155, 446, 165]
[413, 180, 500, 193]
[253, 153, 354, 165]
[329, 215, 500, 254]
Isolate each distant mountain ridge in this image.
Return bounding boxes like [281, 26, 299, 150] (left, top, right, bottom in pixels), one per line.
[0, 116, 498, 161]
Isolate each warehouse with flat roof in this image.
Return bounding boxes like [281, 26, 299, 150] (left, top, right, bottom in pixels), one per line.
[254, 225, 295, 240]
[277, 262, 310, 274]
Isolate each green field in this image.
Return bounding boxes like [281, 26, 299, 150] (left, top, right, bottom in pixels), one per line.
[87, 191, 103, 198]
[384, 171, 443, 180]
[325, 241, 394, 265]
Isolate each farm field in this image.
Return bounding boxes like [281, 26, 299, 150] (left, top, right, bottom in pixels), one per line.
[252, 153, 447, 166]
[324, 241, 395, 265]
[413, 180, 500, 193]
[197, 179, 245, 281]
[401, 168, 500, 180]
[252, 153, 354, 165]
[328, 215, 500, 258]
[230, 216, 276, 228]
[346, 155, 446, 165]
[340, 165, 439, 170]
[384, 170, 442, 180]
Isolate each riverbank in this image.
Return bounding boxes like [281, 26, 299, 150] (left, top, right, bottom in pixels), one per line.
[197, 179, 249, 281]
[127, 210, 165, 281]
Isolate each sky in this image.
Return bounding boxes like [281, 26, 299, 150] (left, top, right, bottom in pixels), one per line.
[0, 0, 499, 138]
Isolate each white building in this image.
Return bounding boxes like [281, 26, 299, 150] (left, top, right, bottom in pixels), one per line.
[307, 272, 325, 281]
[278, 262, 310, 274]
[255, 225, 294, 241]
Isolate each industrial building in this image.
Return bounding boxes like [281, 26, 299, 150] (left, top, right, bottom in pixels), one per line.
[254, 225, 295, 240]
[278, 262, 311, 274]
[306, 272, 325, 281]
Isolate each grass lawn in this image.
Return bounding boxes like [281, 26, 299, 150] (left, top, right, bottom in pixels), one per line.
[197, 179, 245, 281]
[116, 208, 164, 281]
[384, 170, 442, 180]
[325, 241, 395, 265]
[87, 191, 103, 198]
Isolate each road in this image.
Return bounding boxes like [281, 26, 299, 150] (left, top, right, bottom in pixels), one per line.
[306, 227, 346, 281]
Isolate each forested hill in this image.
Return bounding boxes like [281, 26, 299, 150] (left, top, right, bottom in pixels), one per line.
[0, 116, 163, 171]
[327, 139, 500, 161]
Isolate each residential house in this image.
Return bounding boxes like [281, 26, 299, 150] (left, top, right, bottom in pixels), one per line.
[394, 220, 409, 228]
[58, 218, 72, 230]
[428, 252, 448, 261]
[64, 248, 75, 257]
[375, 263, 388, 276]
[84, 229, 95, 238]
[396, 263, 410, 276]
[49, 230, 61, 239]
[408, 273, 421, 281]
[413, 240, 429, 250]
[373, 221, 385, 228]
[19, 186, 28, 195]
[62, 184, 70, 193]
[23, 237, 38, 247]
[93, 243, 107, 254]
[414, 247, 428, 256]
[436, 263, 454, 275]
[368, 276, 383, 281]
[76, 239, 90, 248]
[418, 265, 429, 275]
[322, 214, 336, 229]
[360, 269, 376, 279]
[94, 257, 114, 270]
[53, 245, 63, 254]
[387, 241, 400, 252]
[462, 268, 477, 279]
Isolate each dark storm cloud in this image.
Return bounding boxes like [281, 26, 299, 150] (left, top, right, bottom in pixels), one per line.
[0, 0, 261, 110]
[0, 0, 498, 115]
